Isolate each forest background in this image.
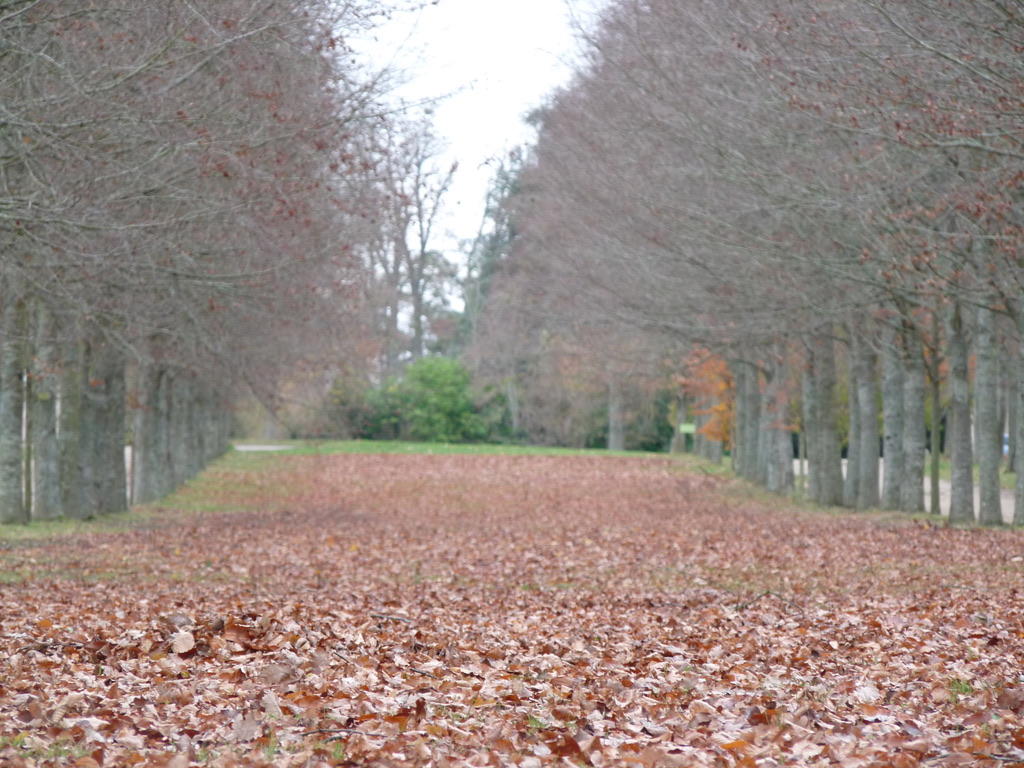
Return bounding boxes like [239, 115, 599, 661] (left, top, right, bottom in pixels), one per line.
[1, 0, 1024, 526]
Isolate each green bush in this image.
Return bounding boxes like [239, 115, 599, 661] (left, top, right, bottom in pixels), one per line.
[400, 357, 487, 442]
[331, 357, 491, 443]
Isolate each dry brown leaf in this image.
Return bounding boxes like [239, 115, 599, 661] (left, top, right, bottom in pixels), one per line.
[169, 632, 195, 655]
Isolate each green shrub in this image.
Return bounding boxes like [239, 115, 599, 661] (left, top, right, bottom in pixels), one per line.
[400, 357, 486, 442]
[331, 357, 491, 443]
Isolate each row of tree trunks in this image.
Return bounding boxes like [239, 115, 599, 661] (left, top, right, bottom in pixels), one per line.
[729, 352, 795, 493]
[732, 305, 1014, 524]
[132, 367, 232, 506]
[0, 322, 231, 521]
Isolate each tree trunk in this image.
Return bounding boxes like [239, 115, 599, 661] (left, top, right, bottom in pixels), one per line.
[169, 373, 195, 487]
[801, 348, 819, 502]
[880, 324, 905, 510]
[29, 305, 61, 520]
[607, 373, 625, 451]
[806, 333, 843, 506]
[706, 434, 723, 464]
[762, 354, 793, 494]
[410, 279, 426, 361]
[730, 360, 749, 477]
[58, 338, 84, 519]
[755, 390, 772, 488]
[132, 365, 172, 505]
[80, 339, 127, 516]
[1007, 367, 1018, 475]
[975, 303, 1002, 525]
[505, 379, 520, 438]
[1014, 301, 1024, 525]
[927, 312, 943, 516]
[854, 329, 880, 510]
[843, 339, 860, 508]
[731, 359, 762, 482]
[797, 428, 807, 498]
[0, 301, 26, 523]
[899, 333, 926, 513]
[384, 293, 402, 378]
[745, 361, 762, 483]
[947, 303, 974, 524]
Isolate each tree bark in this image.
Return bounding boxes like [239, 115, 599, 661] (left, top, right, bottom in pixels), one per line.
[132, 365, 172, 505]
[1007, 366, 1017, 475]
[843, 338, 860, 508]
[880, 323, 905, 510]
[947, 303, 974, 524]
[899, 333, 926, 513]
[58, 338, 84, 519]
[80, 339, 127, 516]
[927, 311, 943, 516]
[1014, 301, 1024, 525]
[0, 301, 26, 523]
[762, 354, 793, 494]
[731, 359, 762, 482]
[975, 303, 1002, 525]
[730, 360, 749, 477]
[607, 372, 625, 451]
[806, 333, 843, 506]
[854, 328, 880, 509]
[745, 361, 762, 483]
[29, 305, 61, 520]
[801, 347, 819, 502]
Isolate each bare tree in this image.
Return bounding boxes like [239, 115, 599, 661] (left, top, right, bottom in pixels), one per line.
[0, 0, 396, 516]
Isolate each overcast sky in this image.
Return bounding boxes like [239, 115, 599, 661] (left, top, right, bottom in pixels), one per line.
[353, 0, 605, 254]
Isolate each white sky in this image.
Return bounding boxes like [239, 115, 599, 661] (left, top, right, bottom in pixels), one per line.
[353, 0, 605, 256]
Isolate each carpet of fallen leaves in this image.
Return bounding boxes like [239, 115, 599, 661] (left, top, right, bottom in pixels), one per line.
[4, 453, 1024, 768]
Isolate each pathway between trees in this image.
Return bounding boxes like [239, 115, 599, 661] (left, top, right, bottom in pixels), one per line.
[3, 452, 1024, 765]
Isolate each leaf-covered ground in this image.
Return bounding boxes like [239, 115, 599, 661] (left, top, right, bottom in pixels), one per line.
[3, 452, 1024, 767]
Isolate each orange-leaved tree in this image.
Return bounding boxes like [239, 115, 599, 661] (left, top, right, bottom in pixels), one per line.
[678, 350, 734, 460]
